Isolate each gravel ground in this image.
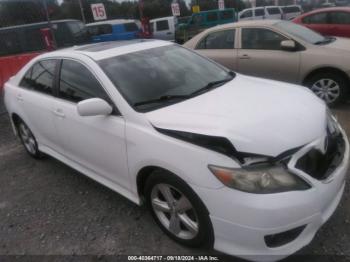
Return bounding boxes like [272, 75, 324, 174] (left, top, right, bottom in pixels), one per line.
[0, 94, 349, 262]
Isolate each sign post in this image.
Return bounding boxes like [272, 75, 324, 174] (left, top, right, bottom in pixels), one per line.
[91, 3, 107, 21]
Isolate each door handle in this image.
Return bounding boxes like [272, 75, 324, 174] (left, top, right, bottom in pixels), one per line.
[52, 109, 65, 118]
[16, 94, 24, 101]
[239, 54, 251, 60]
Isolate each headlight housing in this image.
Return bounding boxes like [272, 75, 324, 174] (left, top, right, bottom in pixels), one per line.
[326, 110, 340, 135]
[208, 165, 310, 194]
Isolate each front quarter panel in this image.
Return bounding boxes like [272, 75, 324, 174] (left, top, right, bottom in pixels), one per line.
[125, 119, 239, 196]
[299, 46, 350, 83]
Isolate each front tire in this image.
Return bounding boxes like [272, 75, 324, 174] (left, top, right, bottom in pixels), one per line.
[305, 72, 349, 107]
[145, 170, 214, 248]
[16, 119, 42, 159]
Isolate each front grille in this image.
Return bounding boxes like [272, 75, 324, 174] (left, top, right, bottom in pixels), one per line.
[295, 132, 345, 180]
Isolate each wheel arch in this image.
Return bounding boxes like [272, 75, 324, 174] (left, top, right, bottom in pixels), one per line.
[136, 165, 175, 202]
[302, 67, 350, 86]
[11, 112, 22, 135]
[12, 112, 21, 125]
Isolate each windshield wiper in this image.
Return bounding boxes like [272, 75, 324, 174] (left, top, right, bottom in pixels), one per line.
[314, 36, 335, 45]
[133, 95, 189, 107]
[133, 71, 235, 108]
[190, 73, 234, 97]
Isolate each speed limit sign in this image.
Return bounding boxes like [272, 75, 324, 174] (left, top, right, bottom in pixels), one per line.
[91, 3, 107, 21]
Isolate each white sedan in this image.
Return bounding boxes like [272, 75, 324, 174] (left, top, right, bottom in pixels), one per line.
[4, 40, 349, 261]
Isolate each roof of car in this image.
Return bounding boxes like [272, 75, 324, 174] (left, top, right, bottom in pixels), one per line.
[302, 6, 350, 15]
[39, 39, 173, 61]
[212, 20, 279, 29]
[0, 19, 81, 31]
[86, 19, 138, 26]
[150, 16, 174, 22]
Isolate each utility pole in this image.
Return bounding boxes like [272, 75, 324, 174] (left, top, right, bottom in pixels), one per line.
[43, 0, 57, 48]
[139, 0, 144, 20]
[78, 0, 86, 24]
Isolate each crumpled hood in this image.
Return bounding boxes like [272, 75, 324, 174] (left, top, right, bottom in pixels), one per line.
[146, 74, 327, 157]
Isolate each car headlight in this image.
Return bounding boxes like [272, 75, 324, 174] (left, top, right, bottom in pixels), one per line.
[208, 165, 310, 194]
[327, 110, 340, 135]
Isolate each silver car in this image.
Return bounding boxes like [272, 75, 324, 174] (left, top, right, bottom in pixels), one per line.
[184, 20, 350, 106]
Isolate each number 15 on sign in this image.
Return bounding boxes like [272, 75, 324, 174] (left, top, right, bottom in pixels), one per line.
[91, 3, 107, 21]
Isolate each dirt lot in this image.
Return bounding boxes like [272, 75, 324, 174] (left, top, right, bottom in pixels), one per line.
[0, 94, 349, 262]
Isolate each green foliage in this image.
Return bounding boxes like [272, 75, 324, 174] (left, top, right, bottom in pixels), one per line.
[0, 0, 246, 27]
[53, 0, 190, 22]
[190, 0, 246, 12]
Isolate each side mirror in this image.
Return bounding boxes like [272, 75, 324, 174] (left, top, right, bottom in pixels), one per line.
[281, 40, 297, 51]
[77, 98, 113, 117]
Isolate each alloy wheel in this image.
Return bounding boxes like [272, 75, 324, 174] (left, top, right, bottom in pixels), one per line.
[18, 122, 37, 155]
[151, 183, 199, 240]
[310, 78, 340, 104]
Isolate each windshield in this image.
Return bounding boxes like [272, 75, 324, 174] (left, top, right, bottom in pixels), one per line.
[275, 21, 326, 44]
[99, 45, 233, 112]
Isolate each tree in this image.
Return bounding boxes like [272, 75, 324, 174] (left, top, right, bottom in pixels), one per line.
[142, 0, 190, 19]
[190, 0, 246, 12]
[0, 0, 46, 27]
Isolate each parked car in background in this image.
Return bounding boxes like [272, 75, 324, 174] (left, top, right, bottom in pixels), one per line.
[175, 9, 236, 43]
[239, 5, 302, 21]
[184, 20, 350, 106]
[293, 7, 350, 38]
[150, 16, 176, 41]
[4, 40, 349, 261]
[0, 19, 90, 89]
[335, 0, 349, 6]
[281, 5, 303, 20]
[86, 19, 140, 42]
[239, 6, 283, 21]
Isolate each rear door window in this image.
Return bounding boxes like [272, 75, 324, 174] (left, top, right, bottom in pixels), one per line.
[329, 11, 350, 24]
[23, 29, 46, 53]
[20, 60, 57, 95]
[221, 10, 234, 20]
[156, 20, 169, 31]
[124, 22, 139, 32]
[191, 15, 204, 25]
[255, 8, 265, 17]
[66, 21, 90, 45]
[88, 24, 112, 35]
[0, 32, 21, 57]
[98, 24, 113, 34]
[207, 12, 218, 22]
[282, 6, 300, 13]
[267, 7, 281, 15]
[240, 10, 253, 19]
[302, 12, 328, 24]
[197, 29, 235, 49]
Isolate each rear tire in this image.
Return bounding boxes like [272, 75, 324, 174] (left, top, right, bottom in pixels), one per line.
[145, 170, 214, 248]
[16, 119, 43, 159]
[305, 72, 349, 107]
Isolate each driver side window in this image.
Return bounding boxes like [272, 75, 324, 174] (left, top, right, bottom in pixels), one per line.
[241, 28, 287, 50]
[59, 59, 111, 104]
